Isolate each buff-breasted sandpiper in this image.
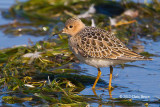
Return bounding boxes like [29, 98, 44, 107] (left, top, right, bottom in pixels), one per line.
[55, 17, 152, 90]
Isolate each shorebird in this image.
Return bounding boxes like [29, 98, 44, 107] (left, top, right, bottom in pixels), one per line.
[55, 17, 152, 90]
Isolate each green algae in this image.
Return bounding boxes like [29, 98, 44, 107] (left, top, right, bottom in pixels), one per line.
[0, 0, 159, 40]
[140, 51, 155, 57]
[2, 96, 33, 104]
[0, 0, 160, 106]
[0, 35, 90, 106]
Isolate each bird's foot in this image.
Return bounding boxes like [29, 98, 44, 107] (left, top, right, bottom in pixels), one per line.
[107, 86, 114, 90]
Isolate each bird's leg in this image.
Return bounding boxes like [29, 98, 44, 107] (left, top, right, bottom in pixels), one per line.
[92, 88, 97, 96]
[92, 68, 101, 89]
[108, 89, 113, 98]
[108, 66, 114, 90]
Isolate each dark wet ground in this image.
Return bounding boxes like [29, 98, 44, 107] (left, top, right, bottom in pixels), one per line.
[0, 0, 160, 107]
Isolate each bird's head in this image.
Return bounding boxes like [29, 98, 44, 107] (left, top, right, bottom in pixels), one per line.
[62, 17, 85, 36]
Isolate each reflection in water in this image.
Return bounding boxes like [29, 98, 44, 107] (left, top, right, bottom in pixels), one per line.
[92, 88, 113, 98]
[0, 0, 160, 106]
[79, 37, 160, 105]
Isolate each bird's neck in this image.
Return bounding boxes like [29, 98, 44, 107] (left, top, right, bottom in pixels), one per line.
[72, 24, 85, 36]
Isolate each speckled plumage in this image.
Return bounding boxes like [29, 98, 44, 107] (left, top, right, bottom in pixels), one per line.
[61, 17, 152, 89]
[70, 26, 146, 60]
[62, 18, 151, 68]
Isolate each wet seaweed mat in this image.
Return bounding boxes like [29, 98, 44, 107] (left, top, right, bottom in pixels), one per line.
[0, 0, 160, 106]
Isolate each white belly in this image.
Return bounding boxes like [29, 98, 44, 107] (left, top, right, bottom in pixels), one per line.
[83, 57, 129, 68]
[78, 54, 129, 68]
[70, 48, 129, 68]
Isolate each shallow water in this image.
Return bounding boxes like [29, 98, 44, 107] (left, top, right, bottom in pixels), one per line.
[0, 0, 160, 107]
[0, 0, 44, 49]
[79, 37, 160, 106]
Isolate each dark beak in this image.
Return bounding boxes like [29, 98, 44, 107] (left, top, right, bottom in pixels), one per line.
[52, 30, 63, 36]
[44, 30, 63, 41]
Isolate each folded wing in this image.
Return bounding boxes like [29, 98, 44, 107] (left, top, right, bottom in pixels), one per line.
[75, 27, 152, 61]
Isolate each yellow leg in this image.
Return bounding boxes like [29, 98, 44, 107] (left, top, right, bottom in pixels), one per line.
[108, 89, 113, 98]
[108, 66, 113, 90]
[92, 68, 101, 89]
[92, 88, 97, 96]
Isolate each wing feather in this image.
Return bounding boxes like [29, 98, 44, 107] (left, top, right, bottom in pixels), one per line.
[71, 27, 152, 61]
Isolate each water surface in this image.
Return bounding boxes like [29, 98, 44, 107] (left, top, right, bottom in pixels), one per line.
[0, 0, 44, 49]
[0, 0, 160, 106]
[80, 37, 160, 106]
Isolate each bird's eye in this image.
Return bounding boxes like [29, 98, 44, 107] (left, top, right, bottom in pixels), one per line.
[69, 25, 73, 28]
